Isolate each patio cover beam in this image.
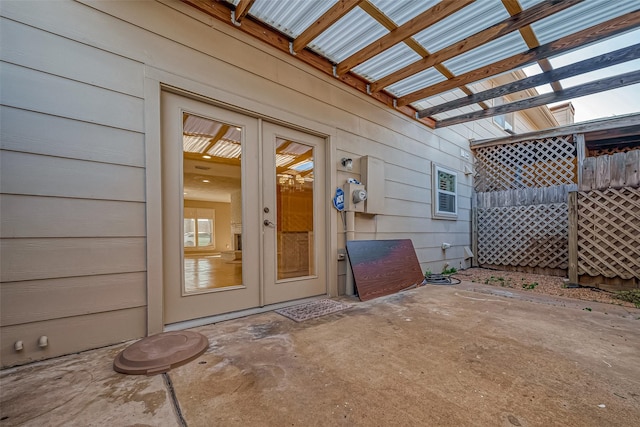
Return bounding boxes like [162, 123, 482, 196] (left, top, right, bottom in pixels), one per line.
[406, 9, 640, 111]
[335, 0, 473, 76]
[292, 0, 364, 53]
[435, 69, 640, 128]
[370, 0, 583, 93]
[501, 0, 563, 92]
[180, 0, 436, 128]
[358, 0, 488, 110]
[416, 43, 640, 117]
[233, 0, 255, 23]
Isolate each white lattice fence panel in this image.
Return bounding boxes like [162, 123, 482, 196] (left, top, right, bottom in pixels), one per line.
[577, 187, 640, 279]
[474, 136, 576, 192]
[477, 203, 568, 269]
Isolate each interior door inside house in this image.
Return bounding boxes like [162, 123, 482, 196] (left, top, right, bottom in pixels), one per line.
[161, 92, 326, 325]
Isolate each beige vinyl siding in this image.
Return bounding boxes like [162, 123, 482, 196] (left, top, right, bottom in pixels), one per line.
[0, 195, 146, 238]
[0, 63, 143, 132]
[0, 10, 145, 366]
[0, 0, 549, 365]
[1, 307, 146, 366]
[1, 273, 146, 326]
[0, 152, 145, 201]
[335, 121, 476, 277]
[1, 238, 145, 282]
[0, 106, 145, 167]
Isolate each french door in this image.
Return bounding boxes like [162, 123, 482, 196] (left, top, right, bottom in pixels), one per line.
[161, 92, 325, 325]
[262, 122, 326, 305]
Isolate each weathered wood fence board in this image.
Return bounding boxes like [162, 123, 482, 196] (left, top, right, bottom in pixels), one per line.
[474, 184, 575, 208]
[580, 149, 640, 190]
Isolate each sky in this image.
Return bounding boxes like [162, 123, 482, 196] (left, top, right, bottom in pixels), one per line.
[522, 28, 640, 124]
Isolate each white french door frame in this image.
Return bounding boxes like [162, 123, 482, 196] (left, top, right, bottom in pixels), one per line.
[144, 74, 339, 335]
[145, 75, 337, 333]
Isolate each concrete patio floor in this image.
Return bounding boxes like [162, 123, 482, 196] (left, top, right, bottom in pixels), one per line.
[1, 282, 639, 427]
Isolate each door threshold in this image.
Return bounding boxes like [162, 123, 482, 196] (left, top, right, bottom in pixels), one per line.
[163, 295, 328, 332]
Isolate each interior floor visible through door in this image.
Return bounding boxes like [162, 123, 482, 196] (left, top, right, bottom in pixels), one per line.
[184, 255, 242, 292]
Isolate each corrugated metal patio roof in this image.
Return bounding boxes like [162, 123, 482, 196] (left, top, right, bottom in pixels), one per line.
[183, 0, 640, 129]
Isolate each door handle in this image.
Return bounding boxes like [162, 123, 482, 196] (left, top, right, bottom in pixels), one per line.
[263, 219, 276, 227]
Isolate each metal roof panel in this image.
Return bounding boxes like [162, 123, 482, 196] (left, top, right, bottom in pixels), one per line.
[442, 32, 529, 76]
[385, 68, 448, 97]
[412, 88, 468, 109]
[308, 7, 388, 63]
[530, 0, 640, 46]
[413, 0, 509, 53]
[368, 0, 440, 26]
[352, 43, 422, 82]
[248, 0, 338, 39]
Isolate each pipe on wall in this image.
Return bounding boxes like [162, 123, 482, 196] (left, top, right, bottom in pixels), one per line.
[345, 210, 356, 296]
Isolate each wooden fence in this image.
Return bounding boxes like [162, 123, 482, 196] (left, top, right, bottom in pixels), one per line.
[473, 138, 639, 289]
[474, 135, 576, 192]
[569, 150, 640, 290]
[472, 135, 577, 276]
[473, 185, 574, 276]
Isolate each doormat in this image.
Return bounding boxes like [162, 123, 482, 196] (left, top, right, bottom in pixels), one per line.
[275, 299, 352, 322]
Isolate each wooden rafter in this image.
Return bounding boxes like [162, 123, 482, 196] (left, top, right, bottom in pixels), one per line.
[416, 43, 640, 117]
[179, 0, 435, 128]
[184, 152, 240, 166]
[358, 0, 488, 110]
[501, 0, 563, 92]
[277, 150, 314, 174]
[403, 9, 640, 109]
[181, 0, 639, 129]
[203, 124, 231, 153]
[292, 0, 364, 52]
[435, 69, 640, 127]
[370, 0, 583, 93]
[233, 0, 255, 23]
[336, 0, 472, 76]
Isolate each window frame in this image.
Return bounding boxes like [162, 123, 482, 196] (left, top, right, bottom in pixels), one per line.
[183, 207, 216, 250]
[432, 163, 458, 220]
[492, 95, 515, 133]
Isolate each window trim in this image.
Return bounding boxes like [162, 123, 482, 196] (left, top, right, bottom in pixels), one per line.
[432, 163, 458, 220]
[492, 95, 515, 133]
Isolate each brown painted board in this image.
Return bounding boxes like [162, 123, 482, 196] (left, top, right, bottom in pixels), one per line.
[346, 239, 424, 301]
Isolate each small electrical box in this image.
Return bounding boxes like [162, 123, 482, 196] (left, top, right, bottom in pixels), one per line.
[343, 182, 366, 212]
[361, 155, 384, 214]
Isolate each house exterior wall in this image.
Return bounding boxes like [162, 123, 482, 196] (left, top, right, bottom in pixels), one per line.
[0, 0, 543, 367]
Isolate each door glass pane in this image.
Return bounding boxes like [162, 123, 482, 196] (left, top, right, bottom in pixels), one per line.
[275, 138, 315, 280]
[182, 112, 243, 293]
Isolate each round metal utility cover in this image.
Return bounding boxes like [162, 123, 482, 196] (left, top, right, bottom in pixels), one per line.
[114, 331, 208, 375]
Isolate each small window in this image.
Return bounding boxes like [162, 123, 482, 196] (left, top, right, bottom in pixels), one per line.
[433, 164, 457, 219]
[493, 96, 514, 133]
[184, 208, 215, 249]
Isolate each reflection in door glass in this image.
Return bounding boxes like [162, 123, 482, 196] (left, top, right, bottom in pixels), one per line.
[182, 112, 243, 293]
[275, 138, 315, 280]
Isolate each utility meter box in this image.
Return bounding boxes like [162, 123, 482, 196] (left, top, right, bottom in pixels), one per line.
[343, 182, 367, 212]
[361, 156, 384, 214]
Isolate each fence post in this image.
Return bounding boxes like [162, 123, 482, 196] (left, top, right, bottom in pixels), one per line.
[575, 133, 586, 187]
[471, 205, 478, 268]
[568, 191, 578, 284]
